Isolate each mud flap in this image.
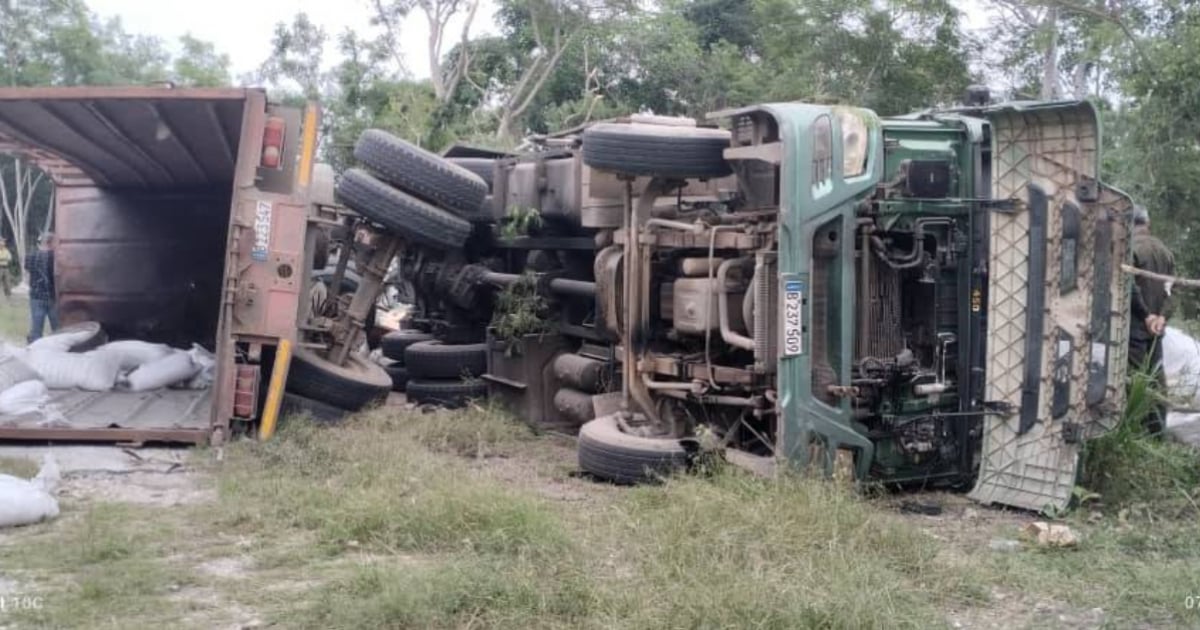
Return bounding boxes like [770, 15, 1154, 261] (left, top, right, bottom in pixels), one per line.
[968, 102, 1130, 513]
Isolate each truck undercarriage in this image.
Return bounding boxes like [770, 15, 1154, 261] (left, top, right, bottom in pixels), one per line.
[325, 99, 1133, 513]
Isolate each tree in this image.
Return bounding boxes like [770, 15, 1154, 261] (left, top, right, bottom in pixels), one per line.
[173, 35, 231, 87]
[0, 159, 48, 275]
[370, 0, 481, 103]
[258, 13, 328, 100]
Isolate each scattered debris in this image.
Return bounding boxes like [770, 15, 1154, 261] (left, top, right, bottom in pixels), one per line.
[1022, 521, 1080, 547]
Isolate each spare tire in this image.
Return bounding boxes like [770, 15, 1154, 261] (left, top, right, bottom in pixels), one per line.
[380, 330, 435, 362]
[404, 341, 487, 380]
[355, 130, 488, 218]
[578, 414, 690, 484]
[336, 168, 471, 251]
[406, 379, 488, 408]
[582, 123, 732, 179]
[447, 157, 496, 190]
[384, 363, 409, 392]
[286, 348, 392, 411]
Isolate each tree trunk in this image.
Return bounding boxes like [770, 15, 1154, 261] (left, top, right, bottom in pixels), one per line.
[1040, 6, 1060, 100]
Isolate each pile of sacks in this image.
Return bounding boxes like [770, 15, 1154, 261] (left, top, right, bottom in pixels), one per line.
[0, 326, 216, 413]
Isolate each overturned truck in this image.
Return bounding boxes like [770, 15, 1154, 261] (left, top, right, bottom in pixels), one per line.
[390, 99, 1135, 513]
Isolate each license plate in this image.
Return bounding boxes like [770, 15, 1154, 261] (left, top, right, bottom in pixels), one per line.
[782, 280, 804, 357]
[252, 201, 272, 262]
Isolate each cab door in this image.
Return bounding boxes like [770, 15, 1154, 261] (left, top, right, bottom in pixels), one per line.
[968, 101, 1132, 512]
[764, 105, 883, 479]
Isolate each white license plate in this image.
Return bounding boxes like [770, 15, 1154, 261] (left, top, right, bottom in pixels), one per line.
[782, 281, 804, 357]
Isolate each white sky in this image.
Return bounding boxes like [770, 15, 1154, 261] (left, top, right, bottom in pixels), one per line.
[88, 0, 989, 85]
[88, 0, 501, 82]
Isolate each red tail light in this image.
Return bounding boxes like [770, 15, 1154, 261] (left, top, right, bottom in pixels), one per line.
[261, 117, 286, 169]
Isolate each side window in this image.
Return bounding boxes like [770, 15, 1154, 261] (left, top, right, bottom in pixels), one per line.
[838, 111, 868, 178]
[812, 115, 833, 194]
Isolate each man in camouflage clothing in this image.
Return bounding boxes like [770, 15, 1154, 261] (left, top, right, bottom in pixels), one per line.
[1129, 206, 1175, 434]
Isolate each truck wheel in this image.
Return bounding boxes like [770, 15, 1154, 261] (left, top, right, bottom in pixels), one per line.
[286, 347, 392, 411]
[404, 341, 488, 379]
[380, 330, 435, 362]
[447, 157, 495, 190]
[355, 130, 488, 218]
[577, 414, 690, 484]
[582, 123, 732, 179]
[312, 228, 330, 271]
[336, 168, 471, 251]
[385, 364, 408, 391]
[406, 379, 488, 408]
[280, 392, 349, 425]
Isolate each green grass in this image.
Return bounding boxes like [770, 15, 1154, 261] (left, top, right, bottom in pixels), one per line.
[3, 503, 200, 629]
[0, 295, 27, 342]
[1081, 364, 1200, 509]
[3, 401, 1199, 628]
[0, 455, 39, 478]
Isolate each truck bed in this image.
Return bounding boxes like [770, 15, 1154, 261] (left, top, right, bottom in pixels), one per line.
[0, 389, 211, 444]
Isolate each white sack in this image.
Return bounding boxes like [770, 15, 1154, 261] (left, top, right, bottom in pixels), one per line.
[28, 328, 95, 353]
[182, 344, 215, 390]
[1162, 327, 1200, 401]
[0, 454, 60, 528]
[0, 381, 49, 416]
[0, 351, 38, 393]
[125, 351, 199, 392]
[26, 350, 121, 391]
[96, 340, 173, 371]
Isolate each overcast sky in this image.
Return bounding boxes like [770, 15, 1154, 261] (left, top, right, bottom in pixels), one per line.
[88, 0, 501, 81]
[88, 0, 988, 84]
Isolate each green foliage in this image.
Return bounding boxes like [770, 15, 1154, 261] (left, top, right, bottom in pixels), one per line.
[1081, 363, 1200, 510]
[500, 205, 542, 239]
[490, 272, 552, 343]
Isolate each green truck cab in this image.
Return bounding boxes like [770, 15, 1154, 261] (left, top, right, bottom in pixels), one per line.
[701, 100, 1132, 511]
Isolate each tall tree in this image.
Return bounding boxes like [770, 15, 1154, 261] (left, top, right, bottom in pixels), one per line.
[258, 13, 328, 100]
[371, 0, 481, 103]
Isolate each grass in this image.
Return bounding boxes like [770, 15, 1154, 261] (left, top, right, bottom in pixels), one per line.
[2, 398, 1199, 628]
[0, 295, 27, 342]
[1081, 364, 1200, 510]
[0, 455, 39, 478]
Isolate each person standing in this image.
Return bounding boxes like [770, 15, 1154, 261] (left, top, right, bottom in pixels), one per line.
[0, 239, 12, 298]
[26, 232, 58, 342]
[1128, 206, 1175, 434]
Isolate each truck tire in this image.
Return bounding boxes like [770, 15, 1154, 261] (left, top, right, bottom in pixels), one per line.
[336, 168, 471, 251]
[582, 123, 732, 179]
[380, 330, 435, 362]
[385, 363, 409, 391]
[286, 347, 392, 411]
[280, 392, 349, 425]
[355, 130, 488, 218]
[577, 414, 690, 484]
[404, 341, 488, 380]
[406, 379, 488, 408]
[312, 228, 330, 271]
[447, 157, 495, 190]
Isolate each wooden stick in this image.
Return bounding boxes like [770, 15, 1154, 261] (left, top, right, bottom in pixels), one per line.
[1120, 264, 1200, 288]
